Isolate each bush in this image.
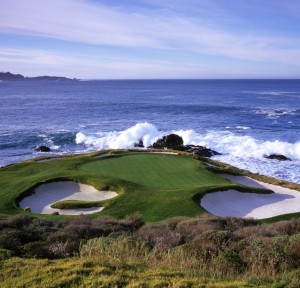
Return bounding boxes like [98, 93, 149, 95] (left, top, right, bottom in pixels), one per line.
[0, 248, 14, 260]
[135, 223, 183, 250]
[80, 237, 150, 263]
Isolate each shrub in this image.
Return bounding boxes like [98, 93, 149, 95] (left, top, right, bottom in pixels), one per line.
[176, 215, 223, 242]
[272, 218, 300, 235]
[217, 251, 247, 274]
[135, 223, 183, 250]
[80, 237, 150, 263]
[0, 248, 14, 260]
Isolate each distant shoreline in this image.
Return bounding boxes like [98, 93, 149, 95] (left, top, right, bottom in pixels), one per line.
[0, 71, 78, 81]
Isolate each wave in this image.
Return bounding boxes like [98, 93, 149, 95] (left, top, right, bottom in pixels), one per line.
[76, 123, 161, 149]
[253, 108, 298, 119]
[76, 122, 300, 161]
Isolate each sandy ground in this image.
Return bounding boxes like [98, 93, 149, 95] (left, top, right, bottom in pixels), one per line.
[201, 174, 300, 219]
[19, 181, 117, 215]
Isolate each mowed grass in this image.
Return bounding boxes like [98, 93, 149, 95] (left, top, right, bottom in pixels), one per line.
[0, 151, 252, 221]
[80, 153, 227, 189]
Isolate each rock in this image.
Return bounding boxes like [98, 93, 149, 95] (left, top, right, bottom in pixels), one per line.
[265, 154, 291, 161]
[150, 134, 220, 158]
[134, 139, 144, 148]
[184, 145, 221, 158]
[152, 134, 184, 150]
[35, 146, 51, 152]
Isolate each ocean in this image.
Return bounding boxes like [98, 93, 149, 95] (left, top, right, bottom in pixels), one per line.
[0, 79, 300, 183]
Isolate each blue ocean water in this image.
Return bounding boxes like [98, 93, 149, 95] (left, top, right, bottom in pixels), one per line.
[0, 79, 300, 183]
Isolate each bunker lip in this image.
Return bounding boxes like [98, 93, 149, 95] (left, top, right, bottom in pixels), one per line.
[19, 181, 117, 215]
[201, 174, 300, 219]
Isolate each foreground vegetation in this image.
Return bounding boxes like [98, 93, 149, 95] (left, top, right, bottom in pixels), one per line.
[1, 214, 300, 287]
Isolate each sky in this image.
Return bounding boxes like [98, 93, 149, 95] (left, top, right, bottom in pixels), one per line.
[1, 0, 300, 79]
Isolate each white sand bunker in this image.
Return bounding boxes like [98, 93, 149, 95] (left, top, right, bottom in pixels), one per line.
[19, 181, 117, 215]
[201, 174, 300, 219]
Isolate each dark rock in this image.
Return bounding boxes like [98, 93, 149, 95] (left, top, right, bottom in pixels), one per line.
[35, 146, 51, 152]
[134, 139, 144, 148]
[152, 134, 184, 150]
[184, 145, 221, 158]
[150, 133, 220, 158]
[265, 154, 291, 161]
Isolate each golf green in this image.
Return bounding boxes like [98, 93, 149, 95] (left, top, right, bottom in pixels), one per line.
[80, 153, 228, 189]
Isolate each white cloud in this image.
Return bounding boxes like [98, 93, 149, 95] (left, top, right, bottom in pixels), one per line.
[0, 48, 211, 78]
[1, 0, 300, 75]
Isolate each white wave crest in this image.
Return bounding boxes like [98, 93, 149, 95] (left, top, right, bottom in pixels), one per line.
[76, 122, 300, 160]
[254, 108, 297, 119]
[76, 122, 161, 149]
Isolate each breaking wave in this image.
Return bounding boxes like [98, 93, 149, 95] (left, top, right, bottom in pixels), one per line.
[76, 122, 300, 161]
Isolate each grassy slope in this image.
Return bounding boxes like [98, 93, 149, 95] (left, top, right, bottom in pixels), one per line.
[0, 151, 254, 221]
[0, 257, 279, 288]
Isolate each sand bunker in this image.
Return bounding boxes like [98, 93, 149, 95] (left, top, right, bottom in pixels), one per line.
[19, 181, 117, 215]
[201, 174, 300, 219]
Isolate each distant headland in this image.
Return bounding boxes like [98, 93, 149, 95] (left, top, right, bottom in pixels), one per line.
[0, 71, 78, 81]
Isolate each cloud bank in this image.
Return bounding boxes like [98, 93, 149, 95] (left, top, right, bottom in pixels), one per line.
[1, 0, 300, 78]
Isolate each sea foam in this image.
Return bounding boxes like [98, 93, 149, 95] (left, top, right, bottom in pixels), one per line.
[76, 122, 300, 161]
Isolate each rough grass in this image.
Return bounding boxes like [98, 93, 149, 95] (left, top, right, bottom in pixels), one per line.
[0, 257, 291, 288]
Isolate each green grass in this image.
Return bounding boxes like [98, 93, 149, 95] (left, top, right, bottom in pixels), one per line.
[0, 151, 287, 221]
[80, 153, 227, 189]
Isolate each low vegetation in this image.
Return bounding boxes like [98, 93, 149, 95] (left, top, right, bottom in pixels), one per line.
[1, 214, 300, 287]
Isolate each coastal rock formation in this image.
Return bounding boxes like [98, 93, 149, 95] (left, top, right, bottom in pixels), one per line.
[151, 134, 221, 158]
[184, 145, 221, 158]
[152, 134, 184, 150]
[35, 146, 51, 152]
[265, 154, 291, 161]
[134, 139, 144, 148]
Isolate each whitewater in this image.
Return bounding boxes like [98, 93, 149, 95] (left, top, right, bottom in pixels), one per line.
[0, 79, 299, 183]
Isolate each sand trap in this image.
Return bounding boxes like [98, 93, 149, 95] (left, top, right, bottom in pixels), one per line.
[201, 174, 300, 219]
[19, 181, 117, 215]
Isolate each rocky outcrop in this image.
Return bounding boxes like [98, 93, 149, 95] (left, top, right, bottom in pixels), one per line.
[152, 134, 184, 150]
[265, 154, 291, 161]
[150, 134, 221, 158]
[184, 145, 221, 158]
[35, 146, 51, 152]
[134, 139, 144, 148]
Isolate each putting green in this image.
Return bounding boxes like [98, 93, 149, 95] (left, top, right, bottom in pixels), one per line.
[80, 153, 227, 189]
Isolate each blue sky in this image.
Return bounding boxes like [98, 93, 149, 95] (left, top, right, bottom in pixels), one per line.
[1, 0, 300, 79]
